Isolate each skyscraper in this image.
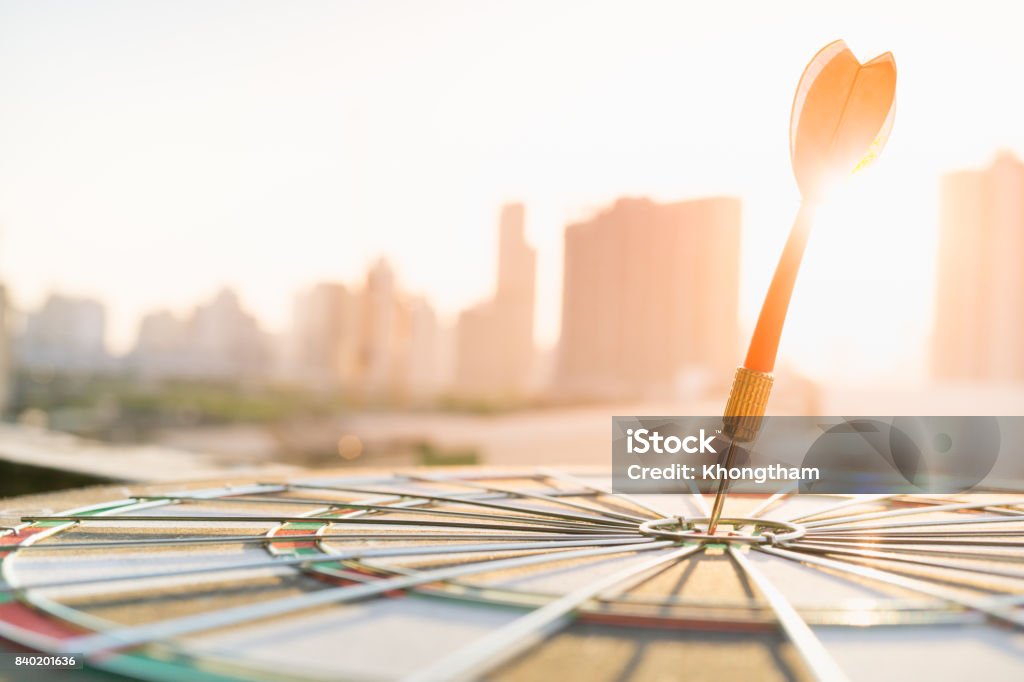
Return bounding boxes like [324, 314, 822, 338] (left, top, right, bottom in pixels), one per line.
[357, 258, 399, 399]
[554, 196, 741, 400]
[132, 309, 191, 378]
[933, 152, 1024, 382]
[188, 288, 271, 379]
[494, 203, 536, 389]
[402, 295, 445, 399]
[129, 290, 271, 381]
[16, 294, 110, 374]
[283, 259, 448, 402]
[290, 283, 360, 389]
[454, 203, 536, 399]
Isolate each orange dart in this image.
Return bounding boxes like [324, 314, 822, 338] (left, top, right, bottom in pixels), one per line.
[707, 41, 897, 534]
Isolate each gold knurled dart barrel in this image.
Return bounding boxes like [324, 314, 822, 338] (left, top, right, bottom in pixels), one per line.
[722, 366, 774, 442]
[707, 367, 774, 534]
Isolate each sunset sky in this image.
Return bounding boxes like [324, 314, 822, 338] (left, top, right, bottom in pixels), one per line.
[1, 1, 1022, 385]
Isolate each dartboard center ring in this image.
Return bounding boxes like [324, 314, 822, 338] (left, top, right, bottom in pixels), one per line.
[637, 516, 806, 545]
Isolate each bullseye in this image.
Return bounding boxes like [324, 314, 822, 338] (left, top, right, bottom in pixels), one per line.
[638, 516, 806, 545]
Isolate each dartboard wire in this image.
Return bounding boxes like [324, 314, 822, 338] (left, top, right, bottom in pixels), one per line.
[259, 488, 635, 578]
[273, 487, 654, 594]
[1, 495, 194, 593]
[16, 483, 667, 679]
[728, 546, 849, 682]
[276, 483, 659, 630]
[804, 530, 1024, 541]
[0, 486, 1012, 682]
[6, 490, 648, 593]
[743, 485, 799, 520]
[685, 477, 712, 516]
[334, 536, 956, 627]
[8, 481, 635, 552]
[801, 515, 1024, 533]
[110, 477, 630, 548]
[63, 539, 677, 657]
[120, 494, 636, 532]
[417, 471, 657, 523]
[260, 487, 460, 593]
[262, 484, 1020, 636]
[170, 489, 640, 531]
[254, 483, 641, 528]
[597, 591, 971, 621]
[403, 544, 705, 682]
[20, 513, 631, 536]
[787, 498, 1024, 581]
[277, 487, 642, 528]
[676, 491, 1024, 626]
[535, 469, 708, 523]
[0, 494, 258, 656]
[783, 494, 901, 523]
[801, 497, 1024, 529]
[360, 489, 974, 626]
[291, 475, 602, 499]
[402, 472, 653, 524]
[757, 544, 1024, 627]
[791, 538, 1024, 560]
[2, 534, 656, 595]
[301, 473, 622, 520]
[785, 494, 1024, 527]
[534, 468, 676, 520]
[794, 536, 1024, 557]
[0, 532, 643, 552]
[782, 541, 1024, 580]
[9, 479, 1024, 674]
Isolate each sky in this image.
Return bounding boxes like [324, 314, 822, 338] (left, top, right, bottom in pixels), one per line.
[1, 1, 1022, 385]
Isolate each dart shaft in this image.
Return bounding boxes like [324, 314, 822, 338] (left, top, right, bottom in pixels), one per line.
[744, 201, 816, 374]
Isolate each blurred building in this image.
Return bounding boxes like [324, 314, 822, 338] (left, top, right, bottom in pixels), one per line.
[286, 261, 446, 402]
[132, 309, 191, 378]
[289, 283, 359, 389]
[553, 196, 741, 400]
[402, 295, 446, 399]
[16, 293, 111, 374]
[454, 203, 536, 399]
[130, 289, 271, 380]
[0, 285, 11, 413]
[354, 260, 447, 402]
[356, 259, 399, 398]
[933, 152, 1024, 382]
[186, 288, 271, 379]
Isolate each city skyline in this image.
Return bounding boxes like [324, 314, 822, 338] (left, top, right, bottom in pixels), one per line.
[4, 3, 1024, 386]
[8, 143, 1024, 401]
[6, 141, 1024, 393]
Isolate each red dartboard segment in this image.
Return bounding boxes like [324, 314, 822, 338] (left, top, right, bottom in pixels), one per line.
[0, 600, 85, 641]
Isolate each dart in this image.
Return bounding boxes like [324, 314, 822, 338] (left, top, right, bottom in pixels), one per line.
[707, 40, 898, 534]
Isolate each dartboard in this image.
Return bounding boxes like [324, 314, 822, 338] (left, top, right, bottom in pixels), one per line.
[1, 469, 1022, 681]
